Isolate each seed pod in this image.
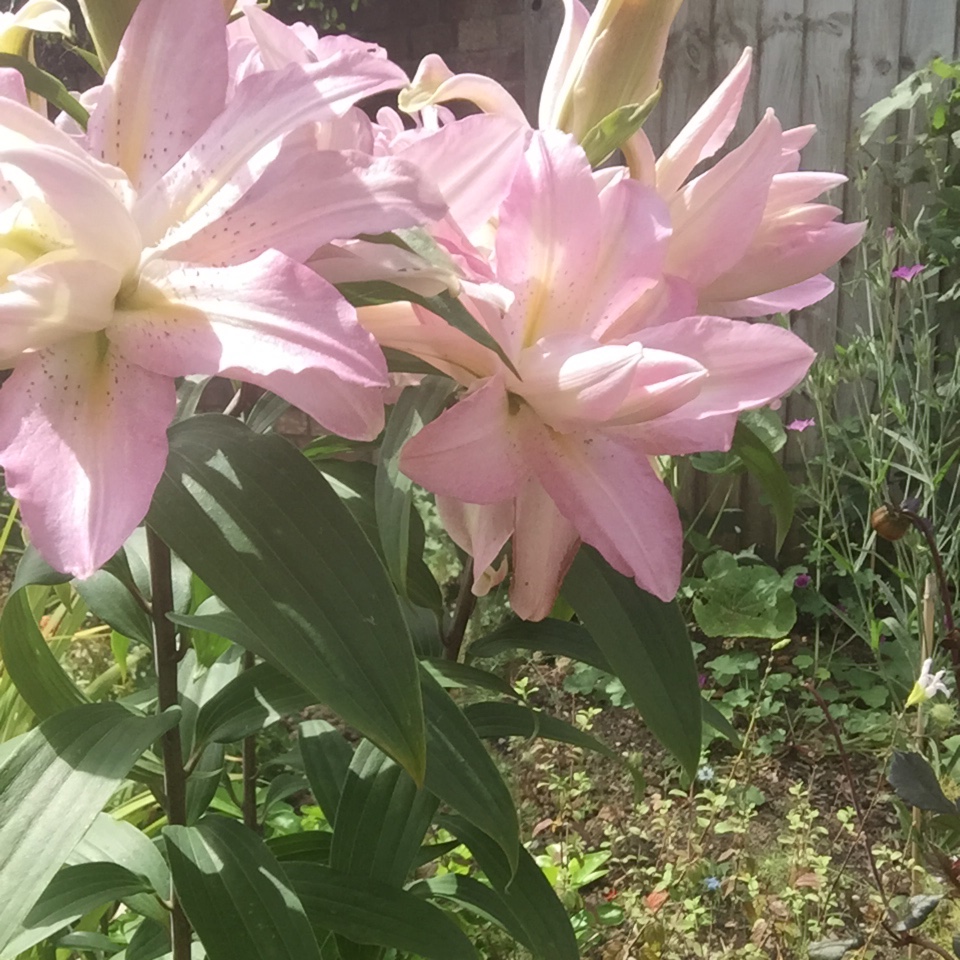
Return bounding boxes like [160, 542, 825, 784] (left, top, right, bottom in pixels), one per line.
[871, 504, 911, 542]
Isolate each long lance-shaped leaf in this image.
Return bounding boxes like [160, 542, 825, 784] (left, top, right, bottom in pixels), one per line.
[0, 589, 87, 721]
[3, 863, 152, 956]
[464, 701, 618, 758]
[194, 663, 316, 747]
[299, 720, 355, 829]
[408, 874, 532, 949]
[472, 619, 739, 746]
[317, 459, 441, 612]
[438, 814, 578, 960]
[0, 702, 179, 949]
[165, 817, 321, 960]
[331, 740, 438, 887]
[469, 617, 610, 669]
[563, 547, 702, 776]
[285, 862, 477, 960]
[0, 54, 91, 128]
[375, 379, 453, 601]
[420, 668, 519, 872]
[147, 415, 426, 784]
[732, 420, 795, 552]
[337, 281, 520, 379]
[76, 0, 140, 70]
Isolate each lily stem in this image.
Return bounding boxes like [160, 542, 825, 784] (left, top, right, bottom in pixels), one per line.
[444, 559, 475, 662]
[146, 526, 192, 960]
[241, 650, 260, 832]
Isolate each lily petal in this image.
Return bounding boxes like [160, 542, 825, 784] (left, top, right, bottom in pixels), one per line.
[396, 114, 528, 236]
[0, 335, 176, 577]
[495, 130, 601, 353]
[665, 109, 783, 287]
[699, 219, 865, 303]
[165, 142, 446, 266]
[87, 0, 228, 191]
[656, 47, 753, 197]
[510, 477, 580, 621]
[0, 144, 141, 274]
[134, 63, 354, 248]
[633, 314, 815, 418]
[0, 67, 27, 104]
[399, 54, 527, 123]
[530, 428, 683, 602]
[539, 0, 591, 128]
[700, 274, 835, 318]
[0, 259, 121, 362]
[111, 250, 387, 440]
[436, 495, 514, 596]
[588, 174, 670, 333]
[399, 376, 530, 504]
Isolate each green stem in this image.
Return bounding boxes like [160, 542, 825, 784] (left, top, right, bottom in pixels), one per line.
[146, 526, 192, 960]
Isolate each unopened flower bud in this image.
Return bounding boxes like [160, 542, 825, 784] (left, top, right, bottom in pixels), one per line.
[550, 0, 684, 141]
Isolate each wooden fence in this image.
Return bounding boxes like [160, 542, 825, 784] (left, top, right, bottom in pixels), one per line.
[526, 0, 960, 550]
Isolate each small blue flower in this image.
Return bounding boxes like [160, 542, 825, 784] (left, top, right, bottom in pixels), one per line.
[704, 876, 721, 892]
[696, 764, 715, 783]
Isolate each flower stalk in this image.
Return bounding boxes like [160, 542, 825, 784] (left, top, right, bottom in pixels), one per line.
[146, 526, 191, 960]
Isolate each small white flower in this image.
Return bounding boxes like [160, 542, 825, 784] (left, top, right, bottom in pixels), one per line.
[907, 658, 950, 707]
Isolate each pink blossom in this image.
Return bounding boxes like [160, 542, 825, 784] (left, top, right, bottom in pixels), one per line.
[364, 132, 815, 619]
[786, 418, 816, 432]
[892, 263, 924, 282]
[0, 0, 445, 578]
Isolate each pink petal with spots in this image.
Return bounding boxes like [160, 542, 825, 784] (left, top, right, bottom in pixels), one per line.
[0, 336, 176, 577]
[164, 143, 445, 267]
[587, 174, 670, 334]
[494, 130, 602, 355]
[87, 0, 228, 191]
[135, 63, 361, 249]
[109, 251, 387, 440]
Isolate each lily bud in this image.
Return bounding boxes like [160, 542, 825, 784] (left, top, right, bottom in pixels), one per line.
[550, 0, 684, 141]
[0, 0, 71, 58]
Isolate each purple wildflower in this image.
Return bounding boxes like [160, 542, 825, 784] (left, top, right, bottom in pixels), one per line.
[794, 573, 812, 589]
[892, 264, 924, 282]
[787, 418, 816, 432]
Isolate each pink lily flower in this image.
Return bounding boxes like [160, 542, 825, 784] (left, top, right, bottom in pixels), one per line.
[400, 26, 863, 327]
[0, 0, 445, 578]
[622, 49, 865, 326]
[364, 132, 815, 619]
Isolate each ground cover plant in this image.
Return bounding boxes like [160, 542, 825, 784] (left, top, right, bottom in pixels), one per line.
[0, 1, 953, 959]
